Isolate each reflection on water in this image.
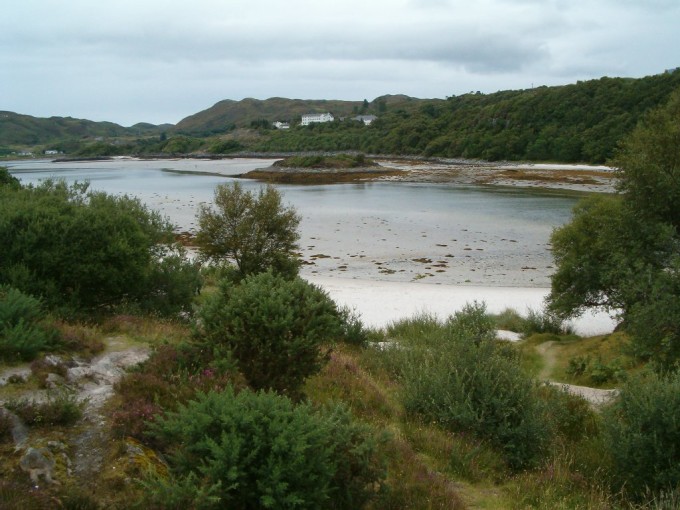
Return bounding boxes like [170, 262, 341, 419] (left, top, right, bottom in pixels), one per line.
[7, 158, 580, 287]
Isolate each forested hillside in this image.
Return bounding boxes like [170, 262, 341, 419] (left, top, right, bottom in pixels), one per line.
[173, 95, 419, 135]
[254, 71, 680, 163]
[4, 71, 679, 164]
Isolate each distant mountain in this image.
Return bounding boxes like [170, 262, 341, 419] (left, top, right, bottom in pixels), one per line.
[0, 112, 168, 147]
[172, 95, 425, 135]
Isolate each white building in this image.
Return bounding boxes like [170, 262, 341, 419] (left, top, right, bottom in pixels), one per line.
[301, 112, 334, 126]
[273, 121, 290, 129]
[352, 115, 377, 126]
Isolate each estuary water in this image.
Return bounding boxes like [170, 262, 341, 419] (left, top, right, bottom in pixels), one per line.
[7, 158, 582, 288]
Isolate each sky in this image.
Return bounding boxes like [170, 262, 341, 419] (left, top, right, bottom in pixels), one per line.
[1, 0, 678, 127]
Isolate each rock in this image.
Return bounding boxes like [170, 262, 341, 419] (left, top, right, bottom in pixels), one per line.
[0, 367, 31, 387]
[45, 372, 65, 389]
[20, 447, 58, 486]
[0, 407, 28, 449]
[43, 355, 64, 367]
[47, 440, 67, 452]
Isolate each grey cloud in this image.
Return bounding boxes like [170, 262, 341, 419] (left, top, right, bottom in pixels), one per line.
[9, 19, 547, 76]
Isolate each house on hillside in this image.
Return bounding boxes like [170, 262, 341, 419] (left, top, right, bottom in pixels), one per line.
[273, 121, 290, 129]
[301, 112, 334, 126]
[352, 115, 377, 126]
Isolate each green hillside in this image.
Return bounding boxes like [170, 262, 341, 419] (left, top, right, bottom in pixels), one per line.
[0, 111, 166, 148]
[172, 95, 421, 135]
[254, 71, 680, 163]
[4, 70, 680, 164]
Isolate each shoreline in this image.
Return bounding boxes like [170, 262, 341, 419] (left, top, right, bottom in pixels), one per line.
[306, 275, 617, 337]
[232, 156, 617, 193]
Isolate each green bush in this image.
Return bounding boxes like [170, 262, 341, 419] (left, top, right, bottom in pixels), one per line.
[602, 370, 680, 501]
[446, 301, 497, 343]
[0, 180, 201, 317]
[0, 285, 58, 361]
[566, 354, 628, 386]
[384, 303, 551, 470]
[144, 387, 385, 509]
[338, 306, 371, 346]
[196, 271, 343, 395]
[522, 307, 574, 336]
[491, 308, 527, 332]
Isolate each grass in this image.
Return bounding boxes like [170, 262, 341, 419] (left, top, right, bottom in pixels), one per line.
[533, 331, 640, 388]
[304, 337, 622, 510]
[6, 389, 83, 427]
[276, 154, 379, 169]
[0, 307, 658, 509]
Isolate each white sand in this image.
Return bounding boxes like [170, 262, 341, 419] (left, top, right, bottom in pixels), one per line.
[306, 275, 617, 337]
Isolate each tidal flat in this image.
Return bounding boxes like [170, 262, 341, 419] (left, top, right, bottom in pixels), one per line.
[7, 156, 617, 334]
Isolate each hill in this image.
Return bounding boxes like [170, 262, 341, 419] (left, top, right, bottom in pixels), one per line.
[253, 71, 680, 163]
[172, 95, 424, 135]
[4, 71, 680, 164]
[0, 111, 167, 148]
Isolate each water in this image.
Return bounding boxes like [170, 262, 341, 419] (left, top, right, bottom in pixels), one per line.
[6, 158, 581, 287]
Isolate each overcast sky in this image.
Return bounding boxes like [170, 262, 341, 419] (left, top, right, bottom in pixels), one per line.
[1, 0, 678, 126]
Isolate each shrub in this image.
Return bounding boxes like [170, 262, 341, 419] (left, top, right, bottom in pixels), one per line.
[196, 271, 343, 395]
[338, 306, 371, 346]
[385, 303, 551, 470]
[141, 249, 203, 317]
[0, 180, 200, 317]
[446, 301, 497, 343]
[112, 343, 241, 440]
[565, 354, 628, 386]
[0, 285, 58, 361]
[6, 390, 83, 427]
[53, 321, 105, 356]
[522, 307, 574, 336]
[492, 308, 526, 332]
[602, 370, 680, 501]
[144, 387, 385, 509]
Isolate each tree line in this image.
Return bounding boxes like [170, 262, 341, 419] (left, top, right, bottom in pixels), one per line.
[5, 71, 680, 164]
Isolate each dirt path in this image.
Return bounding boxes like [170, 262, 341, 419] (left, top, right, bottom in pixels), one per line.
[536, 341, 617, 406]
[536, 340, 557, 381]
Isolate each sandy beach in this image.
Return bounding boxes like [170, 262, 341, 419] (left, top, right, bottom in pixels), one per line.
[306, 275, 617, 337]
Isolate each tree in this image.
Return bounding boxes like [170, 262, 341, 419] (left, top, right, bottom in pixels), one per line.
[0, 167, 20, 190]
[0, 179, 201, 317]
[548, 91, 680, 368]
[613, 88, 680, 230]
[196, 182, 301, 279]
